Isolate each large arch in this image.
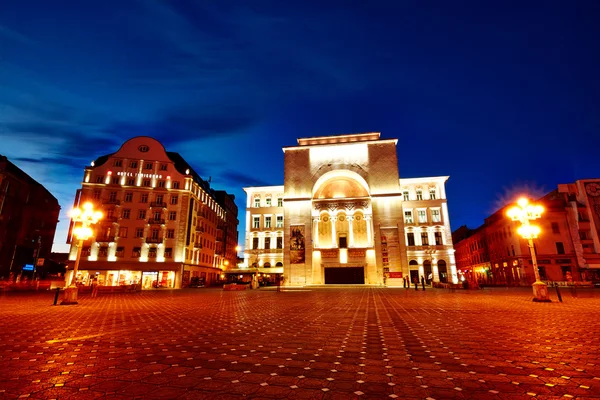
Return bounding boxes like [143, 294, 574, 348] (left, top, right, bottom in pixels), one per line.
[312, 170, 370, 199]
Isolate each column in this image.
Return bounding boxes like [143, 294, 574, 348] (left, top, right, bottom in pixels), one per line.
[366, 215, 373, 246]
[313, 217, 320, 247]
[348, 216, 354, 247]
[331, 217, 337, 247]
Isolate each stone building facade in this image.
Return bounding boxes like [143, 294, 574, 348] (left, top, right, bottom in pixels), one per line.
[241, 133, 457, 286]
[67, 137, 238, 288]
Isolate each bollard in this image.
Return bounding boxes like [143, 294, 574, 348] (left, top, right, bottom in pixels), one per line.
[554, 283, 563, 303]
[53, 287, 60, 305]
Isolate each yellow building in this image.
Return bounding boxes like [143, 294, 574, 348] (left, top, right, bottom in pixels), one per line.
[241, 132, 457, 286]
[67, 137, 238, 289]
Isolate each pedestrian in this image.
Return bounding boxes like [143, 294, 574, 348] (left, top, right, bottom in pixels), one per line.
[414, 277, 418, 291]
[403, 276, 407, 288]
[421, 276, 425, 291]
[91, 278, 99, 297]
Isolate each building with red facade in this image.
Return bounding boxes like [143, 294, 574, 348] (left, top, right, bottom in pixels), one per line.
[454, 179, 600, 286]
[0, 155, 61, 279]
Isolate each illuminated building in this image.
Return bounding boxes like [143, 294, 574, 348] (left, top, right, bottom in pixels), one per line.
[0, 155, 61, 279]
[454, 179, 600, 285]
[66, 137, 238, 288]
[240, 133, 457, 286]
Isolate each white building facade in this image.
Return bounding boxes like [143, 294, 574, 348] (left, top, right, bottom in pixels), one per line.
[242, 132, 457, 286]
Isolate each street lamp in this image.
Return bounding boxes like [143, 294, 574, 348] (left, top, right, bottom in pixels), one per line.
[507, 197, 550, 302]
[61, 202, 103, 305]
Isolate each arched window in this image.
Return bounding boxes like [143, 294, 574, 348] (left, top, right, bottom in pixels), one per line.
[263, 262, 271, 268]
[409, 260, 418, 266]
[275, 262, 283, 267]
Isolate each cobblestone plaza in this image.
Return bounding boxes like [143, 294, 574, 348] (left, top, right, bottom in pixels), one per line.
[1, 288, 599, 399]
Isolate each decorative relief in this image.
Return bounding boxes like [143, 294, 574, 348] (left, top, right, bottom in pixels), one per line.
[313, 199, 370, 212]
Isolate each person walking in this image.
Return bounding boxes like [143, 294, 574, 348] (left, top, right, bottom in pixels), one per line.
[414, 277, 419, 291]
[91, 278, 99, 297]
[421, 276, 426, 291]
[403, 276, 407, 289]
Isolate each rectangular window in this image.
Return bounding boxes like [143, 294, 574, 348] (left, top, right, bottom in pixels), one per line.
[252, 237, 259, 249]
[125, 192, 133, 202]
[551, 222, 560, 234]
[138, 210, 146, 219]
[99, 247, 108, 257]
[556, 242, 565, 254]
[421, 232, 429, 246]
[153, 211, 161, 220]
[277, 198, 283, 207]
[141, 194, 148, 203]
[434, 232, 443, 245]
[135, 228, 144, 238]
[416, 190, 423, 201]
[145, 162, 153, 170]
[404, 211, 413, 224]
[266, 198, 272, 207]
[114, 160, 122, 167]
[143, 179, 151, 187]
[418, 210, 427, 223]
[96, 175, 104, 183]
[158, 180, 165, 188]
[264, 237, 271, 249]
[155, 195, 163, 204]
[429, 189, 436, 200]
[132, 247, 141, 257]
[431, 209, 441, 223]
[265, 216, 272, 228]
[122, 209, 130, 219]
[93, 190, 101, 200]
[339, 236, 348, 249]
[407, 232, 415, 246]
[115, 246, 124, 257]
[165, 248, 172, 258]
[253, 216, 260, 229]
[170, 195, 178, 205]
[169, 211, 177, 220]
[109, 191, 117, 201]
[277, 237, 283, 249]
[561, 266, 571, 279]
[148, 247, 157, 258]
[160, 164, 168, 171]
[276, 215, 283, 228]
[254, 198, 260, 207]
[118, 227, 128, 238]
[127, 178, 135, 186]
[111, 177, 119, 184]
[151, 229, 159, 239]
[167, 229, 175, 239]
[172, 181, 180, 189]
[403, 191, 409, 201]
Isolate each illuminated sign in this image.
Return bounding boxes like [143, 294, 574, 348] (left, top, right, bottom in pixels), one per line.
[116, 172, 163, 179]
[23, 264, 34, 271]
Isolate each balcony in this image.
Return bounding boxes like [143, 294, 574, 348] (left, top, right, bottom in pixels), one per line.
[150, 202, 167, 208]
[96, 236, 116, 243]
[146, 236, 164, 244]
[195, 226, 204, 233]
[102, 199, 121, 205]
[148, 219, 166, 225]
[104, 216, 118, 223]
[409, 245, 450, 251]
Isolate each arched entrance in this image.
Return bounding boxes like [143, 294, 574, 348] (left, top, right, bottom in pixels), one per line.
[409, 260, 419, 284]
[423, 260, 432, 284]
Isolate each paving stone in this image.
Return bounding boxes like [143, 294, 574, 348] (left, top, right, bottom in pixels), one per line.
[0, 287, 599, 398]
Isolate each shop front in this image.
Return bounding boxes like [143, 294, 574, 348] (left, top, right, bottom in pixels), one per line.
[70, 260, 183, 289]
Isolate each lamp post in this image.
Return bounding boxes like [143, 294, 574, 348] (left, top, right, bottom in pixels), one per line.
[61, 202, 103, 305]
[507, 197, 551, 302]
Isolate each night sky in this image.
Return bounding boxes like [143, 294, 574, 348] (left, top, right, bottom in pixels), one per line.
[1, 1, 599, 253]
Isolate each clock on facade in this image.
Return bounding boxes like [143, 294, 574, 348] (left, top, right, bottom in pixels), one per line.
[586, 182, 600, 197]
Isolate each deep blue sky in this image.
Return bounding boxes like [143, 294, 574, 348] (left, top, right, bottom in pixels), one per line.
[1, 1, 599, 252]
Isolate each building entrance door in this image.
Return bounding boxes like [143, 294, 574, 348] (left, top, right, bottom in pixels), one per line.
[325, 267, 365, 284]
